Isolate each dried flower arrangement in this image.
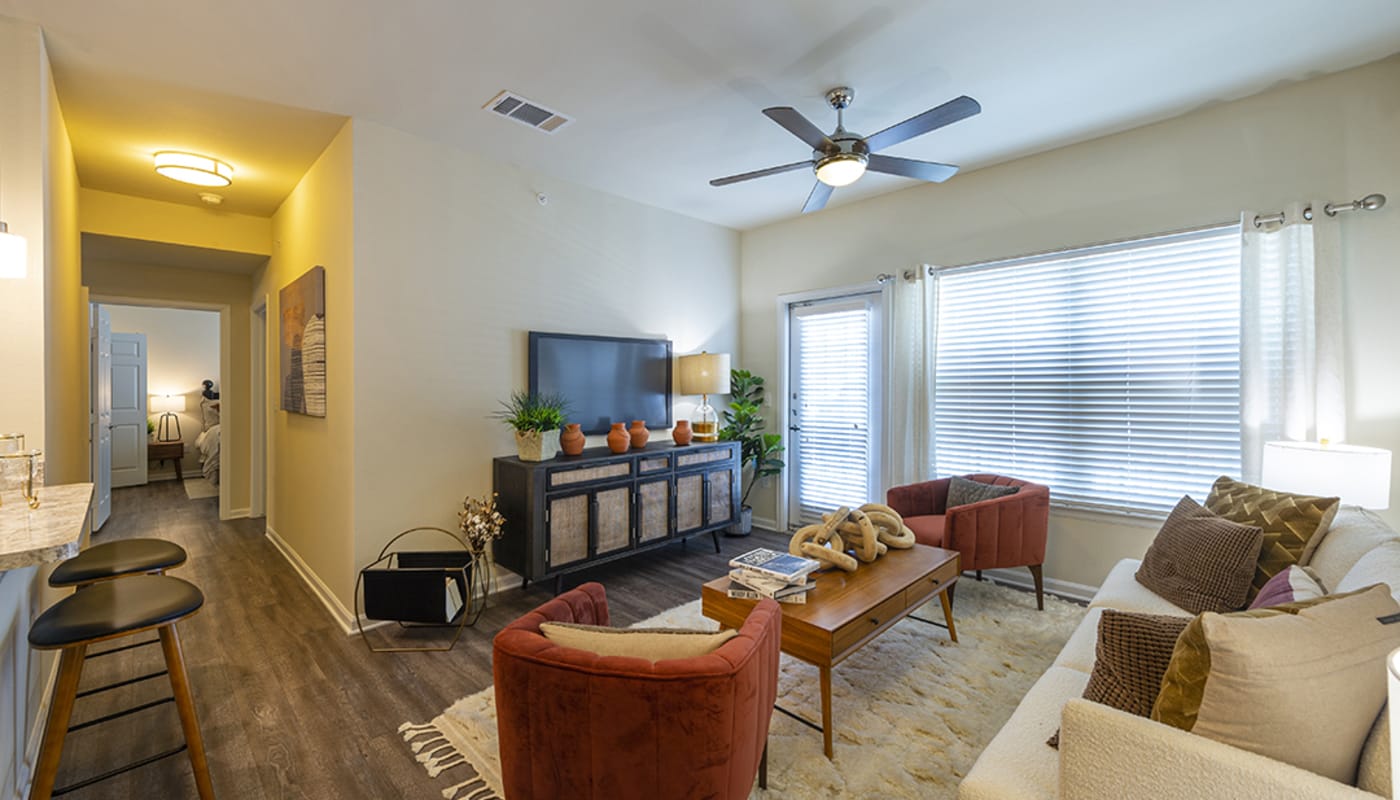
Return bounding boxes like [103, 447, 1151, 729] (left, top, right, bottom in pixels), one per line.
[459, 493, 506, 557]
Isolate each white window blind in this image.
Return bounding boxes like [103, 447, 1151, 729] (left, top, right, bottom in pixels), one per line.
[790, 297, 880, 526]
[932, 225, 1242, 514]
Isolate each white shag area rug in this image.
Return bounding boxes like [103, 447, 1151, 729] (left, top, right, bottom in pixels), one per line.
[183, 478, 218, 500]
[401, 578, 1086, 799]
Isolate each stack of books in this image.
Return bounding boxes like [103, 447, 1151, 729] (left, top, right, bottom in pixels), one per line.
[726, 548, 822, 604]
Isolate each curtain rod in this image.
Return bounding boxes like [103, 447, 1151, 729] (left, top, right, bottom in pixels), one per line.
[1253, 193, 1386, 228]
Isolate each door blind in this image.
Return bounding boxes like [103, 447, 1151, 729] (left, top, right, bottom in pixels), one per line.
[932, 225, 1242, 514]
[792, 301, 876, 526]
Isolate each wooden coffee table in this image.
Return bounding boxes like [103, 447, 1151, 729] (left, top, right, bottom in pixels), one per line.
[701, 543, 960, 758]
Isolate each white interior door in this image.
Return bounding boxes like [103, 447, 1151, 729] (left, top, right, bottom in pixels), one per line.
[90, 305, 113, 530]
[787, 293, 884, 528]
[109, 332, 148, 488]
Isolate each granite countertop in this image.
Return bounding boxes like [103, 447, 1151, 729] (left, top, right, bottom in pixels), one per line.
[0, 483, 93, 572]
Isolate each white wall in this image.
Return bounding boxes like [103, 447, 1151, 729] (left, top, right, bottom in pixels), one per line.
[350, 119, 741, 592]
[105, 304, 219, 478]
[739, 54, 1400, 592]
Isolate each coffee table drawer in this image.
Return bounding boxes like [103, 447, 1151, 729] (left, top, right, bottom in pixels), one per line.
[903, 557, 960, 609]
[832, 592, 907, 655]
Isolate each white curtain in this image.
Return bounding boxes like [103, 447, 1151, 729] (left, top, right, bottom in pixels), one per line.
[884, 266, 936, 489]
[1239, 202, 1346, 482]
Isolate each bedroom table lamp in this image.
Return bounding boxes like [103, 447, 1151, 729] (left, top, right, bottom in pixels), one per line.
[679, 352, 730, 443]
[1261, 440, 1392, 509]
[152, 394, 187, 443]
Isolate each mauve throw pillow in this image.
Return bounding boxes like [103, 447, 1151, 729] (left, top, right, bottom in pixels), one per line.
[1248, 565, 1326, 610]
[1135, 496, 1264, 614]
[946, 476, 1019, 509]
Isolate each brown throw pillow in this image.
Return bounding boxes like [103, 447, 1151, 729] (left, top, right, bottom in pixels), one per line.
[1205, 476, 1339, 602]
[1047, 610, 1191, 749]
[1135, 495, 1264, 614]
[946, 476, 1019, 508]
[1151, 585, 1400, 784]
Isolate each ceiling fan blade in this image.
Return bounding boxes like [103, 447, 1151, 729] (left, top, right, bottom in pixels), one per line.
[763, 107, 836, 152]
[864, 95, 981, 153]
[866, 154, 960, 183]
[709, 160, 814, 187]
[802, 181, 834, 214]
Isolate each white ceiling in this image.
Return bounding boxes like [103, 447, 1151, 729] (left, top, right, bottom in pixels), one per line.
[4, 0, 1400, 230]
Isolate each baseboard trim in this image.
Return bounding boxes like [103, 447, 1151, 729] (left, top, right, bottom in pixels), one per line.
[223, 507, 250, 521]
[982, 567, 1098, 605]
[751, 515, 779, 533]
[264, 526, 362, 636]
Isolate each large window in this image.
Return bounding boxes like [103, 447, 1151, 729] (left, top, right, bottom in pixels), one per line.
[932, 225, 1242, 514]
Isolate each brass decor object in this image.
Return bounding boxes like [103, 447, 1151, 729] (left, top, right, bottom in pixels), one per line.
[0, 433, 40, 509]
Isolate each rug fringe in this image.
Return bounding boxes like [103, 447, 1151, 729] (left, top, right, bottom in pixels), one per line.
[442, 775, 502, 800]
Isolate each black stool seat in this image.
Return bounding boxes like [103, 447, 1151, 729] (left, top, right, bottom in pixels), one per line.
[29, 576, 204, 649]
[49, 538, 187, 587]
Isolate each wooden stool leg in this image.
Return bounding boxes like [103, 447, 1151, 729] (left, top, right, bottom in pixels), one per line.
[30, 644, 87, 800]
[160, 624, 215, 800]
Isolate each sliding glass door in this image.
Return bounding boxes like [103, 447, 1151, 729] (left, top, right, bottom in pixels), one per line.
[787, 293, 883, 527]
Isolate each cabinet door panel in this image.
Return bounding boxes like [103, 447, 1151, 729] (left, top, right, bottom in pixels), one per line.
[547, 493, 590, 568]
[676, 473, 705, 533]
[637, 479, 671, 543]
[594, 485, 632, 555]
[707, 469, 734, 526]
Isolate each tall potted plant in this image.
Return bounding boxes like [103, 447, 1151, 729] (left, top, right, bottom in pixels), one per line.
[719, 369, 785, 535]
[496, 391, 568, 462]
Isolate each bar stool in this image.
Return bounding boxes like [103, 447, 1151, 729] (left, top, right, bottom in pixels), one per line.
[28, 575, 215, 800]
[49, 538, 187, 589]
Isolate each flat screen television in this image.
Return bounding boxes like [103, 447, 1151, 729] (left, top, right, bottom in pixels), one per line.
[528, 332, 672, 436]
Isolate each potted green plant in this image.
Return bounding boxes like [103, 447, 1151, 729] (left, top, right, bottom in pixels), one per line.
[496, 391, 568, 462]
[719, 369, 785, 536]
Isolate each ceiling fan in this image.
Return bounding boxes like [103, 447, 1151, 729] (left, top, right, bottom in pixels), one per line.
[710, 87, 981, 213]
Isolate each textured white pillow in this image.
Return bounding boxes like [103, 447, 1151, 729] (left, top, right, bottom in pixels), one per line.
[1311, 507, 1400, 589]
[539, 621, 736, 660]
[1336, 541, 1400, 605]
[1357, 705, 1391, 798]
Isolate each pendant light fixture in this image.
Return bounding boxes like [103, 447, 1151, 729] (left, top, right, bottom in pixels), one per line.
[153, 152, 233, 187]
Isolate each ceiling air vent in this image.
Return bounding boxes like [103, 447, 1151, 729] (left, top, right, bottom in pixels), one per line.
[483, 91, 573, 134]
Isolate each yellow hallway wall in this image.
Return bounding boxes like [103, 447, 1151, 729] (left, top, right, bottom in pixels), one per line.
[44, 61, 86, 485]
[254, 120, 356, 611]
[81, 188, 272, 257]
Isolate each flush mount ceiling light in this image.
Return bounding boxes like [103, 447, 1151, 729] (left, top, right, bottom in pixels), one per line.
[814, 152, 868, 187]
[153, 152, 233, 187]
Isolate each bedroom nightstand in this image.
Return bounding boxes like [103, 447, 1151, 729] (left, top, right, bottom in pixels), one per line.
[148, 441, 185, 481]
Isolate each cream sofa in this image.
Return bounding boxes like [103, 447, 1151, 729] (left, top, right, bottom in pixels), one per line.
[959, 506, 1398, 800]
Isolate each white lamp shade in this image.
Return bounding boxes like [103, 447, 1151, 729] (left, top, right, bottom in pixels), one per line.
[0, 226, 26, 279]
[150, 394, 187, 414]
[678, 352, 731, 395]
[1261, 441, 1392, 509]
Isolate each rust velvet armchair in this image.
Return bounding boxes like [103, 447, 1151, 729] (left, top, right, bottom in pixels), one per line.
[886, 473, 1051, 609]
[493, 582, 781, 800]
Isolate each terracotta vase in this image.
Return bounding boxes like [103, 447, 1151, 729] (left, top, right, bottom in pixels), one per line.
[629, 420, 650, 450]
[559, 423, 585, 456]
[672, 420, 693, 446]
[606, 422, 629, 454]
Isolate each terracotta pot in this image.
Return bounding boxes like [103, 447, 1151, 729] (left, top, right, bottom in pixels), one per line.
[560, 423, 585, 456]
[629, 420, 650, 449]
[672, 420, 693, 446]
[515, 429, 561, 462]
[606, 422, 629, 454]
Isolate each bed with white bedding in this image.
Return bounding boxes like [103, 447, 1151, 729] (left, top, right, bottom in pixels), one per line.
[196, 399, 220, 486]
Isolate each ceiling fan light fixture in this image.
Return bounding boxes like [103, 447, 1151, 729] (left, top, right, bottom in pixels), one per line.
[815, 153, 867, 187]
[153, 152, 233, 187]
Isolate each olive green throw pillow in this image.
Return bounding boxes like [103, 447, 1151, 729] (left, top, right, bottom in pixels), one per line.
[1152, 585, 1400, 784]
[1205, 476, 1340, 602]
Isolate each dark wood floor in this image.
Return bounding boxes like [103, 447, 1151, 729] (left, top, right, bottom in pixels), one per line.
[52, 481, 790, 798]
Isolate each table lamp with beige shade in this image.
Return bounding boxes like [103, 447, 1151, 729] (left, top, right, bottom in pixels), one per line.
[151, 394, 187, 443]
[678, 352, 730, 443]
[1261, 440, 1392, 509]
